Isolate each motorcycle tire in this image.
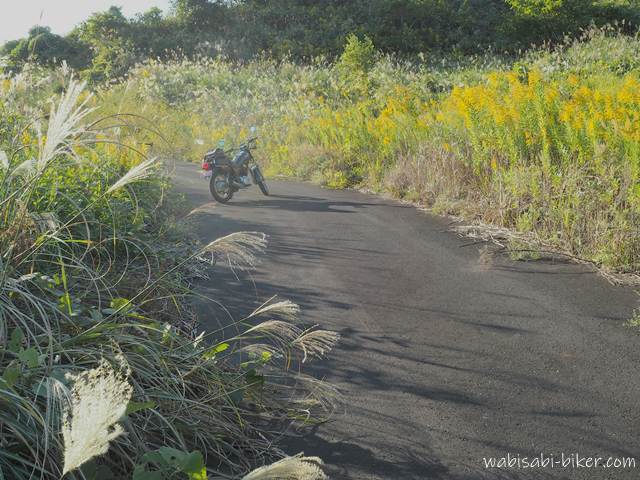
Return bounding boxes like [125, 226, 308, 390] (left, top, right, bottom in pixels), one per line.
[254, 165, 270, 196]
[209, 169, 234, 203]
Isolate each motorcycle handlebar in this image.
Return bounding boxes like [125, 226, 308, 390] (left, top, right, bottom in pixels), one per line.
[212, 136, 258, 154]
[239, 137, 258, 149]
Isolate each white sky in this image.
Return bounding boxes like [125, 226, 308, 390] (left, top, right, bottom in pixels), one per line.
[0, 1, 173, 43]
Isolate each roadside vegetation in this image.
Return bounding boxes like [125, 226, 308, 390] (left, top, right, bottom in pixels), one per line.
[3, 0, 640, 477]
[0, 68, 338, 479]
[96, 28, 640, 276]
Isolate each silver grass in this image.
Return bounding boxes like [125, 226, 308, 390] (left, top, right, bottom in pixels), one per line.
[106, 157, 159, 194]
[244, 320, 302, 342]
[0, 150, 7, 170]
[38, 78, 93, 173]
[61, 358, 132, 474]
[240, 454, 327, 480]
[12, 158, 36, 177]
[286, 374, 341, 413]
[239, 343, 280, 358]
[202, 232, 268, 268]
[292, 329, 340, 363]
[249, 300, 300, 321]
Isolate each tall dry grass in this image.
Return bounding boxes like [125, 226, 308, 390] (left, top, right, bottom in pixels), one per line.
[0, 69, 338, 478]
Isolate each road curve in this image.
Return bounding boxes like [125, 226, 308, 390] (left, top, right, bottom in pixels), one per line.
[172, 161, 640, 480]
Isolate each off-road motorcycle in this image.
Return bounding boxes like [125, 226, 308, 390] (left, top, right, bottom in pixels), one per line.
[201, 135, 269, 203]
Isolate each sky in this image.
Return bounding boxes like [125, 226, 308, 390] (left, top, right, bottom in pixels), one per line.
[0, 1, 173, 43]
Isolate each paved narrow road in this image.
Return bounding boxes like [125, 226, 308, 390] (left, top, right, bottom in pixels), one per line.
[173, 161, 640, 480]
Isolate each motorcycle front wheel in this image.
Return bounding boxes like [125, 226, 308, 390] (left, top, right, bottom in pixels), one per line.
[209, 169, 233, 203]
[253, 165, 269, 196]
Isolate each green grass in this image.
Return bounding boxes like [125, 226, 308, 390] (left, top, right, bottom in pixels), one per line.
[0, 70, 338, 479]
[625, 308, 640, 327]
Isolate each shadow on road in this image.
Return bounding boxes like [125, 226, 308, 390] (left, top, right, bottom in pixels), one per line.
[283, 426, 451, 479]
[173, 169, 640, 480]
[226, 193, 382, 213]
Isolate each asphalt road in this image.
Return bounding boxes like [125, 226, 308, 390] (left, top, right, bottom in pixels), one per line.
[172, 161, 640, 480]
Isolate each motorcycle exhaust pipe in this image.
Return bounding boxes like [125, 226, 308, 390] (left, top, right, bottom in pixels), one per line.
[231, 177, 251, 189]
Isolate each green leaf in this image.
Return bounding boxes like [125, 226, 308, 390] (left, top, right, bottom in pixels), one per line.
[58, 292, 72, 314]
[132, 465, 162, 480]
[158, 447, 187, 465]
[136, 448, 206, 479]
[58, 259, 73, 315]
[141, 450, 165, 466]
[2, 362, 21, 388]
[156, 448, 207, 479]
[110, 297, 132, 313]
[203, 342, 228, 360]
[125, 400, 156, 415]
[8, 328, 24, 353]
[182, 451, 207, 480]
[50, 368, 70, 385]
[18, 348, 40, 368]
[229, 389, 243, 405]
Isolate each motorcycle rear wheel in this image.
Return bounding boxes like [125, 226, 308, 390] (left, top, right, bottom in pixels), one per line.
[209, 169, 233, 203]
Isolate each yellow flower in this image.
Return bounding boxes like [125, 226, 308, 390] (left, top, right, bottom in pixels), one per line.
[528, 69, 542, 86]
[544, 86, 559, 104]
[524, 131, 533, 146]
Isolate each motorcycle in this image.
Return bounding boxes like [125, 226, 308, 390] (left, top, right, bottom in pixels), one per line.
[201, 134, 269, 203]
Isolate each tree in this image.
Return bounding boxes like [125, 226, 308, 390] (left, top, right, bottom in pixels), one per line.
[171, 0, 226, 28]
[136, 7, 164, 24]
[0, 26, 90, 71]
[74, 7, 139, 81]
[506, 0, 587, 15]
[2, 0, 640, 77]
[336, 34, 377, 98]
